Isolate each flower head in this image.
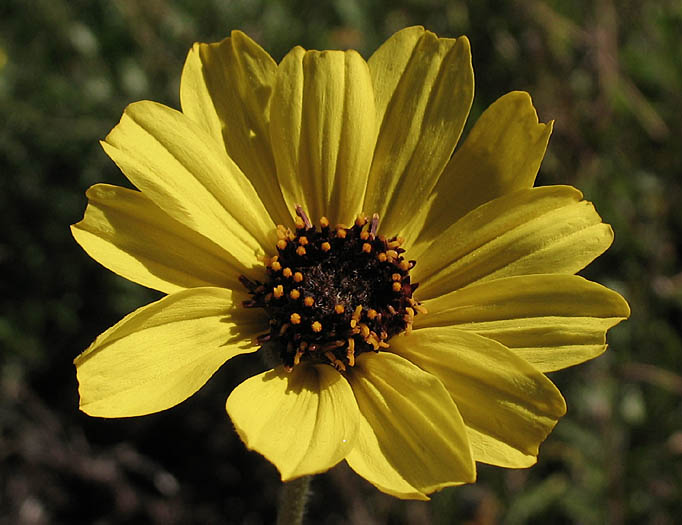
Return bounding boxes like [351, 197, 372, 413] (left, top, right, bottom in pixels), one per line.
[72, 27, 629, 499]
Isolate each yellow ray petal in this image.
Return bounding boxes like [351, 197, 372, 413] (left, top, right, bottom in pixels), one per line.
[178, 41, 223, 151]
[180, 31, 291, 226]
[344, 413, 429, 501]
[390, 327, 566, 465]
[415, 91, 553, 249]
[365, 27, 474, 242]
[465, 427, 538, 468]
[413, 185, 613, 300]
[418, 274, 630, 372]
[71, 184, 255, 294]
[269, 47, 376, 225]
[346, 352, 475, 495]
[75, 287, 266, 417]
[226, 364, 359, 481]
[102, 100, 276, 269]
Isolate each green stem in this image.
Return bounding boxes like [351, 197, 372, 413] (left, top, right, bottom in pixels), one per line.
[276, 476, 312, 525]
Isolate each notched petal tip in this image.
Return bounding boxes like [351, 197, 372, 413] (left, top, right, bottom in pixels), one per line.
[455, 33, 471, 53]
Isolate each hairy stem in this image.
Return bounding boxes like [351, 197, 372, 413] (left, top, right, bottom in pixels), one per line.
[276, 476, 312, 525]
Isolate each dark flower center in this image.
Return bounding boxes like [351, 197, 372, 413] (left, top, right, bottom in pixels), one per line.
[240, 206, 425, 371]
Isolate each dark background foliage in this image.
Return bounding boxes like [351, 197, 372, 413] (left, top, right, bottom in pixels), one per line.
[1, 0, 680, 523]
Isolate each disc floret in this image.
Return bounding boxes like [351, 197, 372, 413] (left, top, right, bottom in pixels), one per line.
[241, 207, 426, 371]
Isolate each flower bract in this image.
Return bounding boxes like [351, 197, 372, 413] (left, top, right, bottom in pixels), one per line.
[71, 27, 630, 499]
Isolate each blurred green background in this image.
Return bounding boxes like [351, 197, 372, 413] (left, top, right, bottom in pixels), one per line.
[1, 0, 680, 523]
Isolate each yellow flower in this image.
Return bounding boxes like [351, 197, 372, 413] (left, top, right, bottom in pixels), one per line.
[71, 27, 629, 500]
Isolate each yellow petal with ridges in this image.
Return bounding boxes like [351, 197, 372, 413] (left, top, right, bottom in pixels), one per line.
[179, 42, 223, 150]
[180, 31, 290, 226]
[390, 327, 566, 464]
[413, 186, 613, 300]
[345, 413, 429, 500]
[368, 26, 425, 127]
[75, 287, 266, 417]
[102, 100, 275, 269]
[415, 91, 553, 249]
[71, 184, 253, 294]
[365, 28, 474, 242]
[269, 47, 376, 225]
[346, 352, 475, 495]
[418, 274, 630, 372]
[227, 364, 359, 481]
[465, 427, 537, 468]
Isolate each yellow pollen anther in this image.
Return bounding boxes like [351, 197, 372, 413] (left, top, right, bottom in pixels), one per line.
[335, 304, 345, 314]
[359, 323, 370, 338]
[360, 230, 370, 240]
[290, 313, 301, 324]
[273, 285, 284, 298]
[311, 321, 322, 332]
[283, 267, 293, 278]
[320, 216, 330, 228]
[350, 319, 357, 328]
[289, 289, 301, 300]
[377, 252, 387, 262]
[392, 273, 401, 281]
[293, 349, 304, 366]
[355, 215, 367, 227]
[276, 239, 287, 250]
[367, 308, 377, 320]
[304, 296, 314, 307]
[298, 236, 308, 245]
[405, 307, 415, 318]
[399, 260, 410, 271]
[296, 246, 306, 256]
[362, 243, 372, 253]
[295, 216, 305, 229]
[388, 239, 403, 249]
[392, 282, 402, 292]
[347, 339, 355, 367]
[379, 341, 390, 348]
[352, 305, 363, 321]
[294, 272, 303, 282]
[367, 335, 380, 350]
[336, 228, 347, 239]
[386, 249, 399, 259]
[271, 261, 282, 271]
[321, 241, 331, 252]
